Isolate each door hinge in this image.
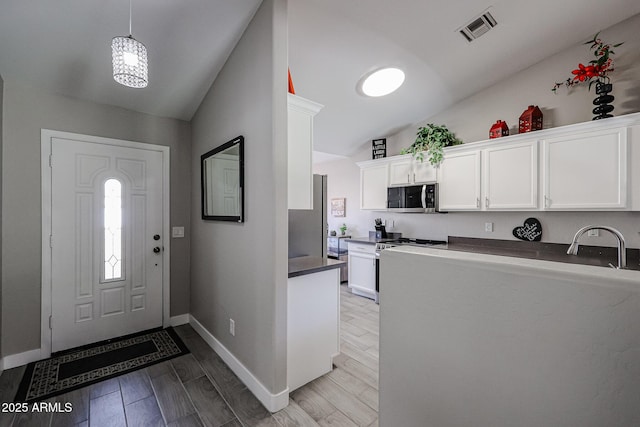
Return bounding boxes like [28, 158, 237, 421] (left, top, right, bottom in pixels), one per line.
[50, 234, 53, 248]
[49, 315, 52, 330]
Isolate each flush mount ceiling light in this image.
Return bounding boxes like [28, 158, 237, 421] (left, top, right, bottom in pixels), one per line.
[360, 68, 405, 97]
[112, 0, 148, 88]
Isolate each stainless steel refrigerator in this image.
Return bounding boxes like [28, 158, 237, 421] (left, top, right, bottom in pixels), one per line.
[288, 174, 327, 259]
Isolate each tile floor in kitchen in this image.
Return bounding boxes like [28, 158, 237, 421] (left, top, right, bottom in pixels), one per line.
[0, 284, 379, 426]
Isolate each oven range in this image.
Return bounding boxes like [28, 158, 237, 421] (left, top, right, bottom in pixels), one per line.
[374, 238, 447, 304]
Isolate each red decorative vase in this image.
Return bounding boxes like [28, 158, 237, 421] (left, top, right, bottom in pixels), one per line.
[489, 120, 509, 139]
[288, 68, 296, 94]
[519, 105, 543, 133]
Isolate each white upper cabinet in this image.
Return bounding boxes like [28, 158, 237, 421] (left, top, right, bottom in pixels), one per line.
[438, 150, 481, 211]
[388, 160, 412, 186]
[360, 162, 389, 210]
[288, 94, 323, 209]
[483, 140, 538, 210]
[542, 127, 628, 210]
[388, 156, 437, 186]
[413, 159, 438, 183]
[356, 113, 640, 213]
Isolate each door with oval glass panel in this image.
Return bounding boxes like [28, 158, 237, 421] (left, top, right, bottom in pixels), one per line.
[50, 137, 164, 352]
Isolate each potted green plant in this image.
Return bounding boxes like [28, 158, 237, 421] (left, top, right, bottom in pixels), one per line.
[339, 223, 347, 235]
[401, 123, 463, 166]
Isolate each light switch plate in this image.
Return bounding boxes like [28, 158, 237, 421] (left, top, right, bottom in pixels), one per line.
[172, 226, 185, 238]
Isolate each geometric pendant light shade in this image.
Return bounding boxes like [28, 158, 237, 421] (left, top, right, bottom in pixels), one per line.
[112, 35, 148, 88]
[112, 0, 148, 88]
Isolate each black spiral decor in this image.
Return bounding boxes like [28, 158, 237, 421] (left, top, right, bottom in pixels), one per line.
[592, 81, 615, 120]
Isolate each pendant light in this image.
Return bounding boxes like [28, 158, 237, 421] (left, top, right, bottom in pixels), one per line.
[111, 0, 148, 88]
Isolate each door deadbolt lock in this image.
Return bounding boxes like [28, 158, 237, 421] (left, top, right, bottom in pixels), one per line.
[153, 247, 161, 254]
[153, 234, 161, 241]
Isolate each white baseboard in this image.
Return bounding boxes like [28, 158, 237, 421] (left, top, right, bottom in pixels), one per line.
[189, 315, 289, 412]
[169, 314, 190, 327]
[2, 348, 42, 370]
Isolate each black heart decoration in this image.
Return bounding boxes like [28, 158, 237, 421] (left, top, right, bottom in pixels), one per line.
[512, 217, 542, 242]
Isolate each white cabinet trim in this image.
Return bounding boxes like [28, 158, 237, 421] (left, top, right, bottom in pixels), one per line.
[445, 112, 640, 154]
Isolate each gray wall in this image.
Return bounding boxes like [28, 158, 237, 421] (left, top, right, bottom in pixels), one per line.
[0, 73, 4, 362]
[1, 81, 192, 357]
[315, 13, 640, 248]
[190, 0, 289, 394]
[385, 13, 640, 153]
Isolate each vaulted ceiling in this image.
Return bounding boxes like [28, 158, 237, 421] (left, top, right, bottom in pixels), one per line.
[1, 0, 639, 156]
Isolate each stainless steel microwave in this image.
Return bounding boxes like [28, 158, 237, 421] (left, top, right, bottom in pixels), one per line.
[387, 184, 439, 213]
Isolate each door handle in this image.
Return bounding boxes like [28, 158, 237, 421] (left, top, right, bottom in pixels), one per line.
[153, 247, 161, 254]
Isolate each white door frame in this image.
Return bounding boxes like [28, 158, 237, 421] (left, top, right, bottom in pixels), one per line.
[40, 129, 171, 358]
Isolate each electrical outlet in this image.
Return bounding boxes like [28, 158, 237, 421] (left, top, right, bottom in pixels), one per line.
[229, 318, 235, 336]
[485, 222, 494, 232]
[587, 229, 599, 237]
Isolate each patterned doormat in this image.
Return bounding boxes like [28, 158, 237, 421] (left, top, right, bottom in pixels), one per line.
[14, 327, 189, 403]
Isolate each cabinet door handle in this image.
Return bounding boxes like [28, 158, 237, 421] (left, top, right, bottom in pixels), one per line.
[407, 174, 410, 183]
[544, 195, 550, 208]
[485, 197, 489, 208]
[413, 173, 416, 182]
[476, 198, 480, 208]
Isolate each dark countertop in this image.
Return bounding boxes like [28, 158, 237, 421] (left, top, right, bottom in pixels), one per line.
[442, 236, 640, 271]
[345, 237, 384, 245]
[346, 231, 402, 245]
[345, 236, 400, 245]
[288, 256, 346, 278]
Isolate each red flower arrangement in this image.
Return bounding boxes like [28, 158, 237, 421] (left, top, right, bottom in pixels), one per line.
[552, 33, 623, 93]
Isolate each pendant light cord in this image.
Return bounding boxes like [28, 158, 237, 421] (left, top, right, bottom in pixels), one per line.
[129, 0, 133, 36]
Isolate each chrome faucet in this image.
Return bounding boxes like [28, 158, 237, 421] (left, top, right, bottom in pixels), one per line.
[566, 225, 626, 269]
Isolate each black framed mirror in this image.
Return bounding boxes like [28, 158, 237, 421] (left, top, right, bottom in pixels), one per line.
[201, 135, 244, 222]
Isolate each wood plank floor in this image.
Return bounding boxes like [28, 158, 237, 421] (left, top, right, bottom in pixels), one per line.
[0, 284, 379, 426]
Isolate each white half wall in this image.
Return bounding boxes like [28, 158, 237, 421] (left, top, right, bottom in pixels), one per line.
[380, 246, 640, 426]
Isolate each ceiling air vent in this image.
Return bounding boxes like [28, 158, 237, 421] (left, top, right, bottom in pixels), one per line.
[458, 10, 497, 42]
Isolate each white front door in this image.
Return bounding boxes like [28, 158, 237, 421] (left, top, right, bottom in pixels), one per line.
[50, 136, 164, 352]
